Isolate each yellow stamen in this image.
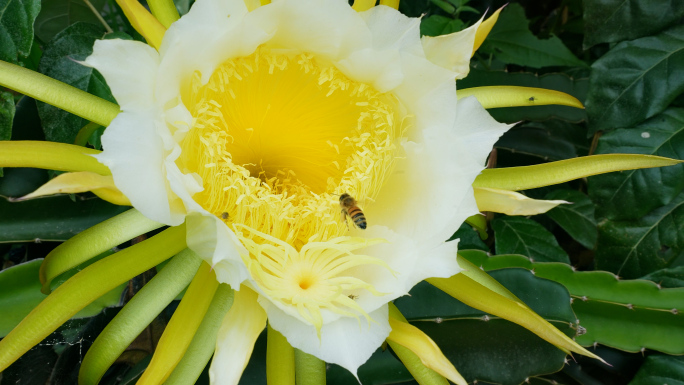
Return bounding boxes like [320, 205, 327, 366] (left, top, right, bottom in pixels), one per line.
[176, 47, 407, 335]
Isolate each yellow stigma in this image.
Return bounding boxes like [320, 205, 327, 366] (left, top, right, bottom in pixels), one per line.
[177, 47, 407, 331]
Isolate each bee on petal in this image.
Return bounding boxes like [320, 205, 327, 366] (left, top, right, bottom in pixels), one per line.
[339, 193, 367, 230]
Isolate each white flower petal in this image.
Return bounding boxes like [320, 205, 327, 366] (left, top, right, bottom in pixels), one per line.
[338, 226, 462, 313]
[454, 96, 515, 166]
[94, 112, 184, 225]
[421, 18, 483, 78]
[186, 214, 250, 289]
[84, 39, 159, 112]
[263, 299, 391, 376]
[359, 5, 423, 56]
[210, 286, 267, 385]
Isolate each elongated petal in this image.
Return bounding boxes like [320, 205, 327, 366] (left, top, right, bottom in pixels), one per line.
[139, 262, 219, 384]
[474, 187, 567, 215]
[0, 61, 119, 126]
[40, 209, 162, 293]
[12, 171, 129, 205]
[186, 214, 250, 289]
[421, 17, 482, 78]
[115, 0, 166, 49]
[472, 6, 503, 54]
[79, 249, 202, 385]
[210, 286, 267, 385]
[267, 324, 295, 385]
[474, 154, 683, 191]
[166, 284, 234, 385]
[0, 225, 186, 372]
[458, 86, 584, 109]
[387, 304, 466, 385]
[84, 39, 160, 113]
[352, 0, 375, 11]
[95, 111, 186, 226]
[379, 0, 399, 9]
[427, 256, 604, 362]
[147, 0, 180, 28]
[0, 141, 110, 175]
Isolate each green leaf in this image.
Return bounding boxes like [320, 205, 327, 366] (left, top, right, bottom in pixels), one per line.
[630, 355, 684, 385]
[458, 66, 589, 123]
[478, 3, 586, 68]
[449, 222, 488, 251]
[420, 15, 464, 36]
[641, 266, 684, 289]
[585, 25, 684, 134]
[0, 196, 129, 243]
[460, 250, 684, 354]
[496, 120, 590, 161]
[595, 191, 684, 279]
[583, 0, 684, 49]
[395, 269, 577, 384]
[588, 108, 684, 220]
[34, 0, 107, 43]
[36, 22, 115, 144]
[0, 256, 126, 338]
[492, 216, 570, 263]
[544, 189, 597, 249]
[0, 0, 41, 63]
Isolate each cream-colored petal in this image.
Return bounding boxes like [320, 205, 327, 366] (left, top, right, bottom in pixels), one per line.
[263, 300, 391, 377]
[421, 17, 483, 78]
[475, 187, 568, 215]
[358, 5, 423, 56]
[84, 39, 159, 112]
[210, 286, 266, 385]
[388, 315, 466, 385]
[186, 213, 250, 290]
[13, 171, 122, 201]
[95, 112, 185, 225]
[335, 5, 422, 92]
[333, 226, 462, 316]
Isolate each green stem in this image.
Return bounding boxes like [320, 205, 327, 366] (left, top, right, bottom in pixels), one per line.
[0, 141, 110, 175]
[78, 249, 202, 385]
[74, 121, 102, 147]
[165, 284, 234, 385]
[147, 0, 180, 28]
[267, 324, 296, 385]
[0, 225, 187, 372]
[473, 154, 682, 191]
[294, 349, 326, 385]
[40, 209, 163, 293]
[0, 61, 120, 127]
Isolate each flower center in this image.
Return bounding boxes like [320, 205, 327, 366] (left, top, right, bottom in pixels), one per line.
[178, 47, 407, 331]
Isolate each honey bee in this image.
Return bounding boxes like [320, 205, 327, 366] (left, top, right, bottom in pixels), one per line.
[339, 193, 367, 230]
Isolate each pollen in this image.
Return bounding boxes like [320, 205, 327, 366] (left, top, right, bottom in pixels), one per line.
[177, 47, 407, 332]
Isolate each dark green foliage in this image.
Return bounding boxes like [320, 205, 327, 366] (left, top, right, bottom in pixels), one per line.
[630, 354, 684, 385]
[583, 0, 684, 48]
[478, 3, 586, 68]
[492, 216, 570, 263]
[595, 191, 684, 279]
[588, 108, 684, 220]
[0, 0, 41, 63]
[36, 22, 116, 144]
[544, 189, 597, 249]
[585, 25, 684, 134]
